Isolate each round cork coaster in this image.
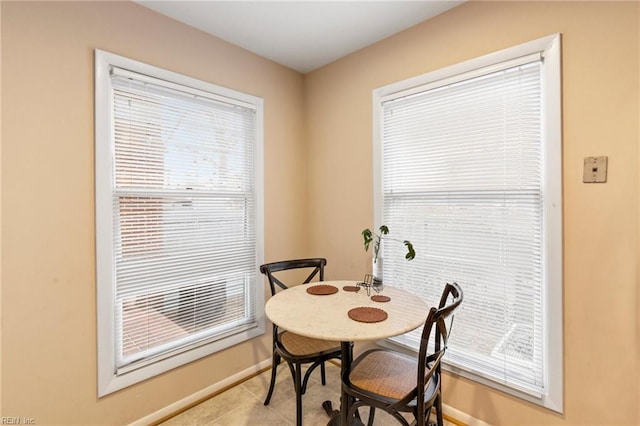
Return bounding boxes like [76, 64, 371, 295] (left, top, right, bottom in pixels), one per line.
[306, 284, 338, 295]
[371, 295, 391, 303]
[348, 307, 388, 323]
[342, 285, 360, 292]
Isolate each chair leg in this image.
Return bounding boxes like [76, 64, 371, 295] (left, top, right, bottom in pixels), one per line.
[264, 352, 280, 406]
[286, 360, 297, 383]
[435, 393, 444, 426]
[294, 363, 303, 426]
[366, 407, 375, 426]
[302, 360, 322, 395]
[416, 402, 425, 426]
[321, 360, 327, 385]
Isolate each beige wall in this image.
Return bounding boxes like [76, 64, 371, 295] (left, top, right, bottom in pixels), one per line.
[1, 1, 306, 424]
[0, 0, 3, 416]
[305, 1, 639, 425]
[2, 0, 639, 425]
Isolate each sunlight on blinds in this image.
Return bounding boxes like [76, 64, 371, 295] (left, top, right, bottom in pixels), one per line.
[110, 69, 259, 371]
[381, 60, 546, 395]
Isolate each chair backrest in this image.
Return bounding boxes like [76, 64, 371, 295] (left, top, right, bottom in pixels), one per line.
[416, 282, 463, 401]
[259, 258, 327, 296]
[434, 282, 462, 353]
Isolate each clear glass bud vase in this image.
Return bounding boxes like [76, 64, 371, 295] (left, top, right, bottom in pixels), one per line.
[372, 257, 383, 289]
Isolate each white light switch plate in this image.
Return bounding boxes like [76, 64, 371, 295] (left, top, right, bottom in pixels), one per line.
[583, 156, 608, 183]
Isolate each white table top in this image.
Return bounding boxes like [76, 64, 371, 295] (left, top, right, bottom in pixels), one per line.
[265, 280, 429, 342]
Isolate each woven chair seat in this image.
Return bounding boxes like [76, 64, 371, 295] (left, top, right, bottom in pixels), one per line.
[350, 350, 420, 400]
[280, 331, 340, 357]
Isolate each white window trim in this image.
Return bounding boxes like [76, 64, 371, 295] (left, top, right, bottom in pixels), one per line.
[94, 50, 265, 397]
[372, 34, 563, 412]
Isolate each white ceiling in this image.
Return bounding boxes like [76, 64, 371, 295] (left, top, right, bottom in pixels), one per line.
[135, 1, 465, 74]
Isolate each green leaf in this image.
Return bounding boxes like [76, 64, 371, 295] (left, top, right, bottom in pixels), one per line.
[379, 225, 389, 235]
[404, 240, 416, 261]
[362, 229, 373, 251]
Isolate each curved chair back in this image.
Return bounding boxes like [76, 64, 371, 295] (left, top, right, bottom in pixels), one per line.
[434, 282, 463, 353]
[260, 258, 326, 295]
[416, 282, 463, 420]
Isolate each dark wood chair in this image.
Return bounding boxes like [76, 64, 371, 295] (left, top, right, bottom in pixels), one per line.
[341, 282, 463, 426]
[260, 258, 342, 426]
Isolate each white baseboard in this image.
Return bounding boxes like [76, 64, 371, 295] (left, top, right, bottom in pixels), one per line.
[130, 359, 490, 426]
[129, 358, 273, 426]
[443, 402, 492, 426]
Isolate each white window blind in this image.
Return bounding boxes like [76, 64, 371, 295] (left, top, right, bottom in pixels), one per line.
[376, 39, 561, 401]
[96, 50, 264, 395]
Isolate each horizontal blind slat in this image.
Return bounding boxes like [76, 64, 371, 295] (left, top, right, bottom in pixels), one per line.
[381, 60, 544, 394]
[110, 66, 259, 370]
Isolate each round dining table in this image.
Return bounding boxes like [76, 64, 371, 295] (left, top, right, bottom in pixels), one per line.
[265, 280, 429, 426]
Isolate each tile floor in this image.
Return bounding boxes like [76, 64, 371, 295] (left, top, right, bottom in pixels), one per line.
[160, 362, 457, 426]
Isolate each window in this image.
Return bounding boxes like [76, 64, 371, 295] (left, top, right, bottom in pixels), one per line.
[95, 50, 264, 396]
[373, 35, 562, 411]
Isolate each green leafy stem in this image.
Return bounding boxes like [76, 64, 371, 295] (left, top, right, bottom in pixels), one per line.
[362, 225, 416, 263]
